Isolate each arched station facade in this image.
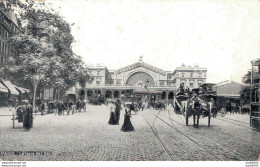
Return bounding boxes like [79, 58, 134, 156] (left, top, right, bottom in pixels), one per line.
[67, 57, 178, 104]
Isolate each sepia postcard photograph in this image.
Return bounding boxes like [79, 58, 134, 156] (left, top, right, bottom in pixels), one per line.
[0, 0, 260, 167]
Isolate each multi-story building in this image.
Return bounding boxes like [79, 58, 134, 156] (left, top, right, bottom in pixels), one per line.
[0, 10, 22, 104]
[172, 64, 207, 89]
[0, 10, 21, 66]
[250, 58, 260, 130]
[69, 57, 207, 103]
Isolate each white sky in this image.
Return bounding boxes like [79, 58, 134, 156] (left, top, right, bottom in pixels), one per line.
[46, 0, 260, 83]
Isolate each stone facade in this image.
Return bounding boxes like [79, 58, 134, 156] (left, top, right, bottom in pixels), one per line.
[173, 64, 207, 89]
[0, 10, 21, 67]
[70, 57, 207, 103]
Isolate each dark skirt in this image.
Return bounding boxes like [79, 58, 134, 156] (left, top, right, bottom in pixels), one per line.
[121, 114, 134, 132]
[108, 112, 117, 125]
[23, 112, 33, 130]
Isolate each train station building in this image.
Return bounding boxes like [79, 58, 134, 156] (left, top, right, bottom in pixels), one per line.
[65, 56, 207, 103]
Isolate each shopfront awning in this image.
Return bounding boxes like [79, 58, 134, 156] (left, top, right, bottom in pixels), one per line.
[0, 82, 8, 93]
[1, 80, 19, 95]
[14, 85, 30, 94]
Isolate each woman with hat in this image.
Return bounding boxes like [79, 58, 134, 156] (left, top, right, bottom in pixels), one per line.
[108, 101, 117, 125]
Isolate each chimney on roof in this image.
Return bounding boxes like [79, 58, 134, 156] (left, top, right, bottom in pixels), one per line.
[139, 55, 143, 62]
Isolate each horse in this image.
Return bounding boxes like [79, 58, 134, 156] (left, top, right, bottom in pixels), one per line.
[192, 98, 202, 128]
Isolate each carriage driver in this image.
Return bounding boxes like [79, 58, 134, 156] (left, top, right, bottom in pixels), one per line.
[192, 94, 202, 128]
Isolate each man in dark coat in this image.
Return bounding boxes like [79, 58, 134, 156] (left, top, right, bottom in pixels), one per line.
[23, 104, 33, 131]
[115, 100, 121, 124]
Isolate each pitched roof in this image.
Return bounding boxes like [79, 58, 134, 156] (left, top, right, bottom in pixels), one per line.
[115, 61, 167, 75]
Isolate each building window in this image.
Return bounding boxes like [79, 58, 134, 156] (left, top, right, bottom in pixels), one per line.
[97, 71, 100, 76]
[116, 81, 121, 85]
[198, 72, 202, 78]
[190, 73, 193, 78]
[182, 73, 185, 77]
[96, 78, 101, 85]
[190, 83, 193, 87]
[160, 82, 164, 86]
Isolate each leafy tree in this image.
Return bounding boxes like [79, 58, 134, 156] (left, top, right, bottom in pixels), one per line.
[0, 0, 91, 109]
[242, 70, 251, 84]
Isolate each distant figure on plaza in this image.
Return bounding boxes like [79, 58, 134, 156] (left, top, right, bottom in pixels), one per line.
[115, 100, 121, 124]
[121, 109, 134, 132]
[67, 99, 74, 115]
[83, 99, 87, 112]
[23, 104, 33, 131]
[108, 103, 117, 125]
[40, 101, 45, 116]
[129, 101, 135, 115]
[57, 102, 65, 116]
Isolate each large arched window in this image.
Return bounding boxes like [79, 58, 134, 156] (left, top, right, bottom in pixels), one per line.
[126, 72, 155, 86]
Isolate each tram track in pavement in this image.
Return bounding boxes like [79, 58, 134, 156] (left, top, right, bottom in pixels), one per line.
[219, 116, 248, 125]
[141, 114, 174, 161]
[215, 117, 259, 132]
[161, 111, 245, 161]
[142, 114, 222, 161]
[154, 111, 260, 160]
[164, 112, 260, 147]
[168, 109, 260, 144]
[145, 112, 226, 161]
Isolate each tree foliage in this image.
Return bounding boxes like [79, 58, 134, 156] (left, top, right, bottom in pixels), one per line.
[242, 70, 251, 84]
[0, 0, 91, 93]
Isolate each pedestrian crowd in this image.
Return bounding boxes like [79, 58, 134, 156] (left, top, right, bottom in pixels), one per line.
[108, 99, 134, 132]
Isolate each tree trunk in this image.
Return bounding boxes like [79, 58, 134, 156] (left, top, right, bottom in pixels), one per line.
[32, 81, 38, 112]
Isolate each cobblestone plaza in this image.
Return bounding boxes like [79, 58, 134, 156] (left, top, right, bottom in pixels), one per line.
[0, 105, 259, 161]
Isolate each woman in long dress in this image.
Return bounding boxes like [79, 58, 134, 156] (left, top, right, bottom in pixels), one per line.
[108, 103, 116, 125]
[121, 109, 134, 132]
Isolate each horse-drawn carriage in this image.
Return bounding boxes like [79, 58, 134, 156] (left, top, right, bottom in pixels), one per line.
[174, 83, 216, 127]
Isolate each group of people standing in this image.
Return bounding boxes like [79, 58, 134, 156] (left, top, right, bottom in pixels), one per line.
[14, 102, 34, 131]
[108, 100, 134, 132]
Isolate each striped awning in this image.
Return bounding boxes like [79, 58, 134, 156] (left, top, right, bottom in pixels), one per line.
[1, 80, 19, 95]
[0, 82, 8, 93]
[14, 86, 30, 94]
